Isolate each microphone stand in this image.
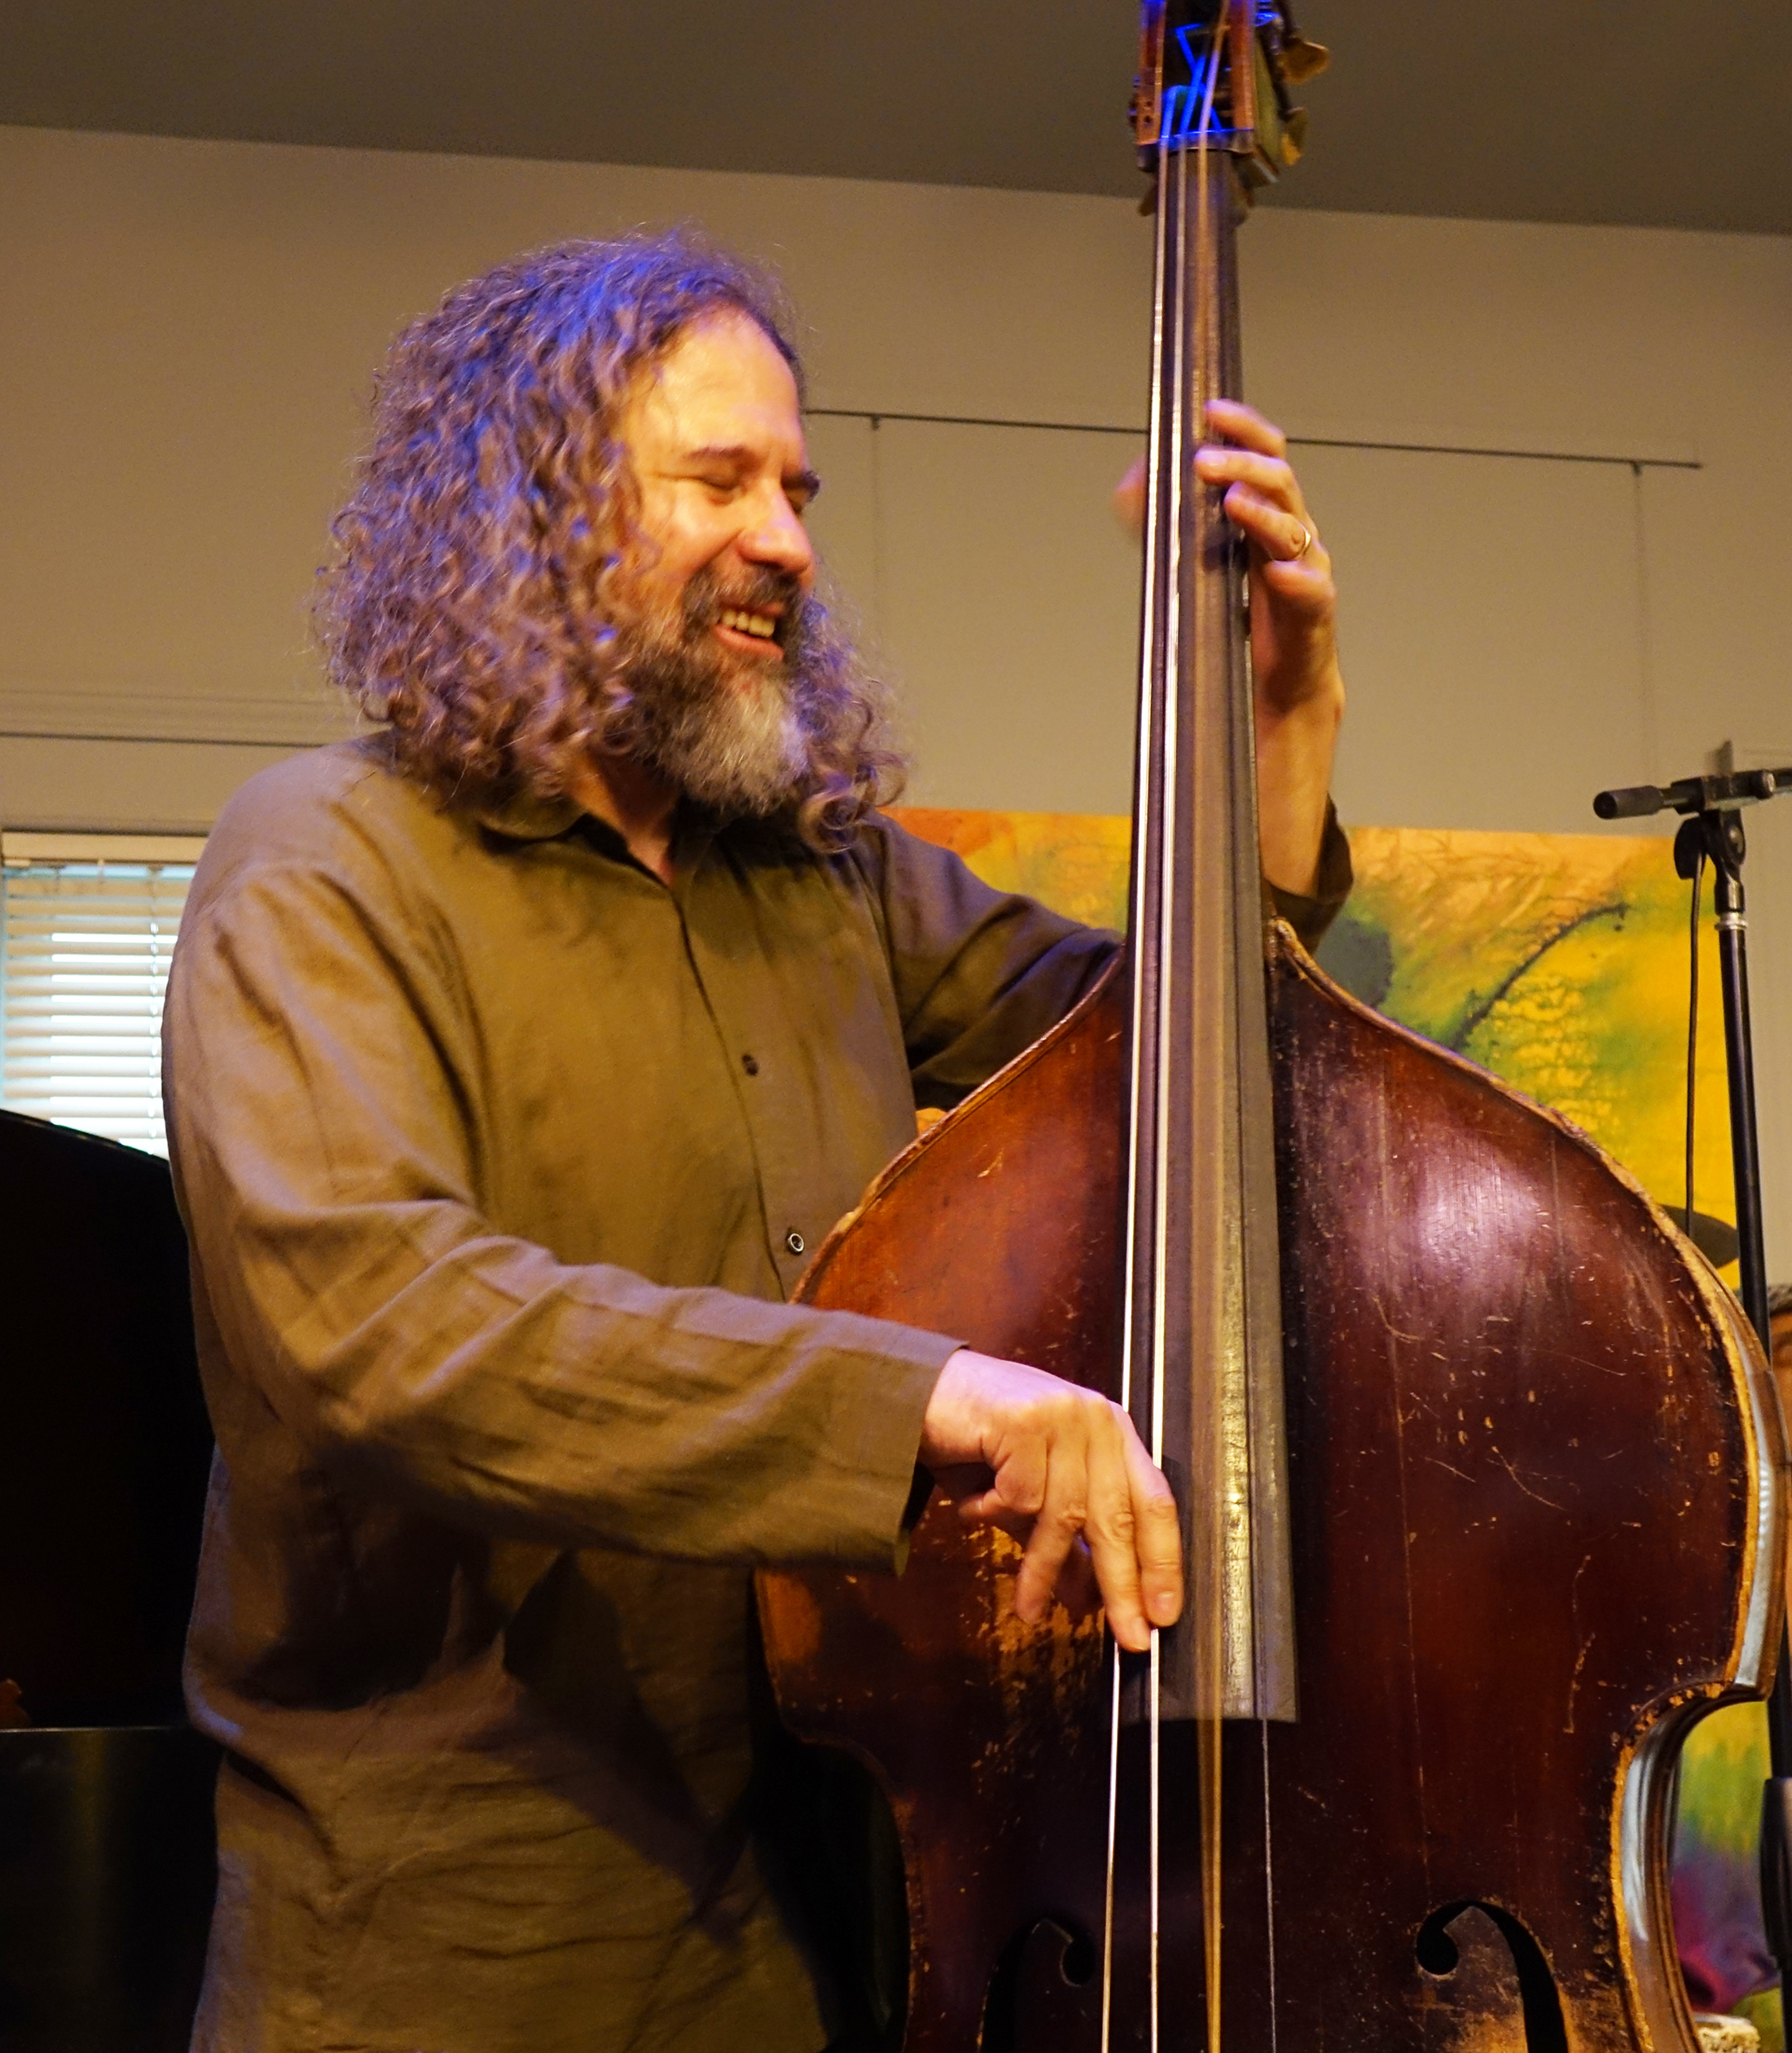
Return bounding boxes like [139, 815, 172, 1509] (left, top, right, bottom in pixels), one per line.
[1593, 765, 1792, 1998]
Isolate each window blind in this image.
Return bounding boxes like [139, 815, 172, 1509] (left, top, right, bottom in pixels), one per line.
[1, 833, 207, 1158]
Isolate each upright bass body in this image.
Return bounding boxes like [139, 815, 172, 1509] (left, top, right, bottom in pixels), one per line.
[761, 934, 1781, 2051]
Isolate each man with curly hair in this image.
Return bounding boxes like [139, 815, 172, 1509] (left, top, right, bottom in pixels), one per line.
[164, 230, 1347, 2051]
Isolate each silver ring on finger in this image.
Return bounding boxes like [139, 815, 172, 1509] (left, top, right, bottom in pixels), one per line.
[1288, 521, 1315, 561]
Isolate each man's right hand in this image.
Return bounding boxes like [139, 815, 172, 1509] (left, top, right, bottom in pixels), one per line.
[918, 1349, 1184, 1654]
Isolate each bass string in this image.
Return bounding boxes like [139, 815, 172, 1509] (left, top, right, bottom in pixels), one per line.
[1147, 112, 1188, 2053]
[1102, 54, 1177, 2045]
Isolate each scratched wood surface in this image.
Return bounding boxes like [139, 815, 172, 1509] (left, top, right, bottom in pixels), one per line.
[759, 967, 1126, 2051]
[758, 933, 1781, 2052]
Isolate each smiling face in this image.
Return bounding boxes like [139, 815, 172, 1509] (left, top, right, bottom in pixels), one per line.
[588, 310, 845, 820]
[618, 310, 819, 675]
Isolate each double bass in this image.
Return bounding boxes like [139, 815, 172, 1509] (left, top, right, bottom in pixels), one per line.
[760, 7, 1787, 2047]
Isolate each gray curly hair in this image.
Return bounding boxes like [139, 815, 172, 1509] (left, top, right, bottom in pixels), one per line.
[313, 229, 903, 848]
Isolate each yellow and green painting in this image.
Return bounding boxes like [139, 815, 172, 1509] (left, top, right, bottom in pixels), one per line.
[895, 806, 1775, 2032]
[896, 809, 1739, 1249]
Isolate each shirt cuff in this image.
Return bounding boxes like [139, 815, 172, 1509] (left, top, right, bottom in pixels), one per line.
[1267, 800, 1353, 952]
[812, 1311, 963, 1571]
[893, 1463, 939, 1576]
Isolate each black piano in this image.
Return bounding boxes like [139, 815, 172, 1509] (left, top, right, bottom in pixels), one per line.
[0, 1108, 216, 2050]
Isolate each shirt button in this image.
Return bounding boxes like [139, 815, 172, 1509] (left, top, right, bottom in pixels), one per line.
[785, 1230, 806, 1256]
[740, 1053, 759, 1076]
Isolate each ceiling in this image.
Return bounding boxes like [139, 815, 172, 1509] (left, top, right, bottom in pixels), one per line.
[5, 1, 1788, 237]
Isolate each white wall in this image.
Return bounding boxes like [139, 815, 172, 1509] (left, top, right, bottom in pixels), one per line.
[4, 124, 1790, 1262]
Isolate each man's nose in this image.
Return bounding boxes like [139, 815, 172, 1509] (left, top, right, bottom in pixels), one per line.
[740, 490, 815, 583]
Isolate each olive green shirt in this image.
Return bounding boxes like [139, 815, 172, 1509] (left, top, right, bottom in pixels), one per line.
[165, 737, 1348, 2053]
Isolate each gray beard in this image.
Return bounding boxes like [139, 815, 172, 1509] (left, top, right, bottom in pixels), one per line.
[609, 567, 815, 819]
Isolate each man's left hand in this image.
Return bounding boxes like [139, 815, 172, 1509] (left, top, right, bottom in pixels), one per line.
[1113, 398, 1344, 899]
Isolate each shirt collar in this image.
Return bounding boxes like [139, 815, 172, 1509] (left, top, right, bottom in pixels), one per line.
[463, 785, 727, 890]
[465, 789, 586, 843]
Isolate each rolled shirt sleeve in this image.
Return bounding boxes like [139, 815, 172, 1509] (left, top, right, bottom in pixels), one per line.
[1268, 799, 1354, 951]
